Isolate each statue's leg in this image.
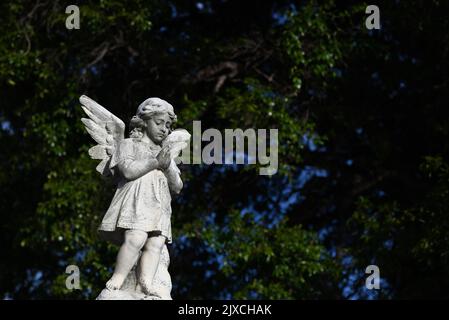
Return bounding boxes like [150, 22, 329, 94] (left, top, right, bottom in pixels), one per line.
[138, 235, 166, 295]
[106, 229, 148, 290]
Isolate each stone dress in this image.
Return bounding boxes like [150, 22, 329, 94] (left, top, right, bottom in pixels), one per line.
[98, 137, 178, 245]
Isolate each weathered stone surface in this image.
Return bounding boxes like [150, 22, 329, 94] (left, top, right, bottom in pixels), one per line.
[80, 95, 187, 300]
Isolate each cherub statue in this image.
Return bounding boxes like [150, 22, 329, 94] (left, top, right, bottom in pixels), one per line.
[79, 95, 190, 300]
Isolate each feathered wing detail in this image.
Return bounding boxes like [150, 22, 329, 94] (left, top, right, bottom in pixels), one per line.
[79, 95, 125, 177]
[162, 129, 191, 159]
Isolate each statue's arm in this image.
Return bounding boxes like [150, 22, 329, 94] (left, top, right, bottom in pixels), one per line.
[118, 158, 159, 181]
[164, 161, 183, 195]
[114, 139, 160, 181]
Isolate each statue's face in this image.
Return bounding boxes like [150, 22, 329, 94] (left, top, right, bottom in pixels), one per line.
[145, 113, 172, 144]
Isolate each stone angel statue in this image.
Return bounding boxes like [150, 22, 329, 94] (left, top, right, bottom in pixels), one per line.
[79, 95, 190, 300]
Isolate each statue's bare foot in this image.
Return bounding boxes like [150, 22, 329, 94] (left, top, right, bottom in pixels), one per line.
[106, 275, 124, 291]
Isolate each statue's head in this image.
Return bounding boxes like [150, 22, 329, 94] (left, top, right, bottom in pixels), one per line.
[129, 98, 177, 144]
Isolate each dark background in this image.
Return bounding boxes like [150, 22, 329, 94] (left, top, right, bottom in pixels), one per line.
[0, 0, 448, 299]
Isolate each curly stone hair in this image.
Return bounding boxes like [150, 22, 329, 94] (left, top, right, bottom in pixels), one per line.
[129, 98, 177, 139]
